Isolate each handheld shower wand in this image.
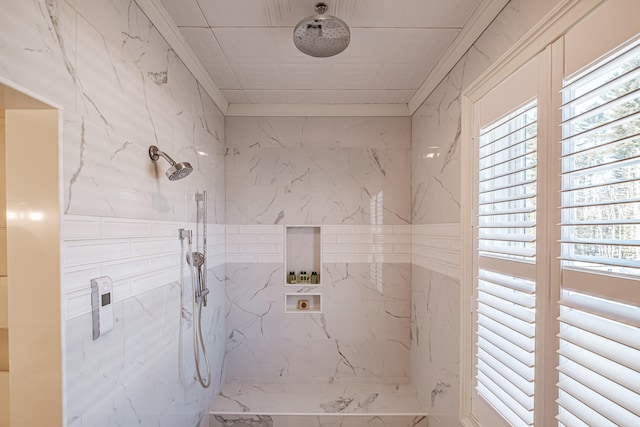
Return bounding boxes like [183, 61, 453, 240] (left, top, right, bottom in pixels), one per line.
[187, 251, 209, 302]
[179, 228, 211, 389]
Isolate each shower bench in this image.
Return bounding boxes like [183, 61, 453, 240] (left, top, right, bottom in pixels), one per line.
[209, 383, 428, 427]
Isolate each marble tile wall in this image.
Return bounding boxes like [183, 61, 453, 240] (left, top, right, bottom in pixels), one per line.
[225, 261, 411, 384]
[410, 0, 564, 424]
[0, 0, 226, 425]
[412, 224, 460, 281]
[64, 217, 226, 426]
[225, 224, 412, 265]
[323, 225, 412, 264]
[225, 225, 285, 264]
[225, 116, 412, 384]
[1, 0, 571, 425]
[411, 266, 460, 424]
[225, 116, 411, 226]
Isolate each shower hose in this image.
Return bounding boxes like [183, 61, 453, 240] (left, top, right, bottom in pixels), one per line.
[186, 235, 211, 389]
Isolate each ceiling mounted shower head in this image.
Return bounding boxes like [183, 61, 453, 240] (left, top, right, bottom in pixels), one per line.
[148, 145, 193, 181]
[293, 2, 350, 58]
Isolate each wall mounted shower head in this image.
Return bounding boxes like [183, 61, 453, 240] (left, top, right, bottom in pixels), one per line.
[148, 145, 193, 181]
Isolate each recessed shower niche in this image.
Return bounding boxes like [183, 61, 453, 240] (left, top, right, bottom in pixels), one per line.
[285, 226, 322, 286]
[284, 226, 322, 314]
[284, 293, 322, 313]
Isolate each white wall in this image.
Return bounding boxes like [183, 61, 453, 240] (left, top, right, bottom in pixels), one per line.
[0, 0, 580, 424]
[410, 0, 563, 425]
[0, 0, 226, 426]
[224, 116, 413, 384]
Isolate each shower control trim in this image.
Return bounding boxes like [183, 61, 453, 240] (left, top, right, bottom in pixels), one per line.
[91, 276, 114, 340]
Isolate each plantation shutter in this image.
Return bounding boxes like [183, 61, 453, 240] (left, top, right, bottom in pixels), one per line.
[558, 38, 640, 427]
[475, 99, 538, 427]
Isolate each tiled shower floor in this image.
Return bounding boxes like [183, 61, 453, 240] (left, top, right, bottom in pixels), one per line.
[210, 383, 428, 427]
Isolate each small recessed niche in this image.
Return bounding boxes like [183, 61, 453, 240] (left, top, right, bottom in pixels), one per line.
[285, 293, 322, 313]
[285, 226, 321, 286]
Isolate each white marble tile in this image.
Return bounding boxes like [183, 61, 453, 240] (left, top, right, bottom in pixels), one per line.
[43, 4, 225, 221]
[410, 266, 460, 417]
[407, 1, 564, 418]
[211, 383, 425, 414]
[75, 15, 152, 145]
[375, 254, 411, 264]
[0, 0, 77, 110]
[63, 215, 101, 239]
[226, 117, 410, 225]
[226, 117, 410, 150]
[65, 269, 226, 426]
[225, 224, 414, 264]
[225, 262, 410, 384]
[0, 0, 573, 425]
[323, 225, 356, 235]
[427, 414, 461, 427]
[100, 217, 153, 238]
[410, 0, 561, 226]
[2, 0, 227, 425]
[467, 0, 562, 88]
[123, 286, 167, 370]
[65, 302, 126, 424]
[211, 414, 428, 427]
[323, 263, 410, 303]
[411, 71, 463, 225]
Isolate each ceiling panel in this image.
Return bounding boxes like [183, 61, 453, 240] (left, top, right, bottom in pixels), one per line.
[339, 0, 483, 27]
[180, 27, 241, 89]
[278, 63, 335, 89]
[148, 0, 497, 109]
[384, 29, 460, 67]
[232, 64, 283, 89]
[192, 0, 483, 28]
[194, 0, 307, 27]
[220, 90, 249, 104]
[328, 63, 380, 89]
[244, 89, 415, 104]
[159, 0, 207, 26]
[323, 28, 392, 65]
[213, 28, 280, 64]
[373, 62, 429, 90]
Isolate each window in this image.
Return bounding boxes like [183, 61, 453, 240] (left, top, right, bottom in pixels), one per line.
[464, 4, 640, 426]
[470, 53, 545, 427]
[476, 101, 538, 427]
[557, 39, 640, 427]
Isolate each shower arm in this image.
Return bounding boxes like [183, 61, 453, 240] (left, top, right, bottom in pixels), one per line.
[149, 145, 177, 166]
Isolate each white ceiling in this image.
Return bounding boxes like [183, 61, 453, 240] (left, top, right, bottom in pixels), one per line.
[140, 0, 508, 116]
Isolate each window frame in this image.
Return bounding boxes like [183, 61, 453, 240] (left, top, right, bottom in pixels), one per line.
[460, 1, 608, 426]
[469, 47, 554, 427]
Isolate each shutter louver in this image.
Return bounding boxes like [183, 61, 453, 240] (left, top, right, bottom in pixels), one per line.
[558, 40, 640, 427]
[558, 291, 640, 427]
[560, 42, 640, 277]
[478, 102, 537, 262]
[476, 101, 537, 426]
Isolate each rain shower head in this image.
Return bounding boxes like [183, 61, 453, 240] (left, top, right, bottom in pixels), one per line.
[148, 145, 193, 181]
[293, 2, 350, 58]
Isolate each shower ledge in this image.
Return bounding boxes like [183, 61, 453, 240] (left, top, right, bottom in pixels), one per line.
[209, 383, 428, 427]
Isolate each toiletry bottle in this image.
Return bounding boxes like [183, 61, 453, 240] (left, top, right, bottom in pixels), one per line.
[288, 271, 297, 284]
